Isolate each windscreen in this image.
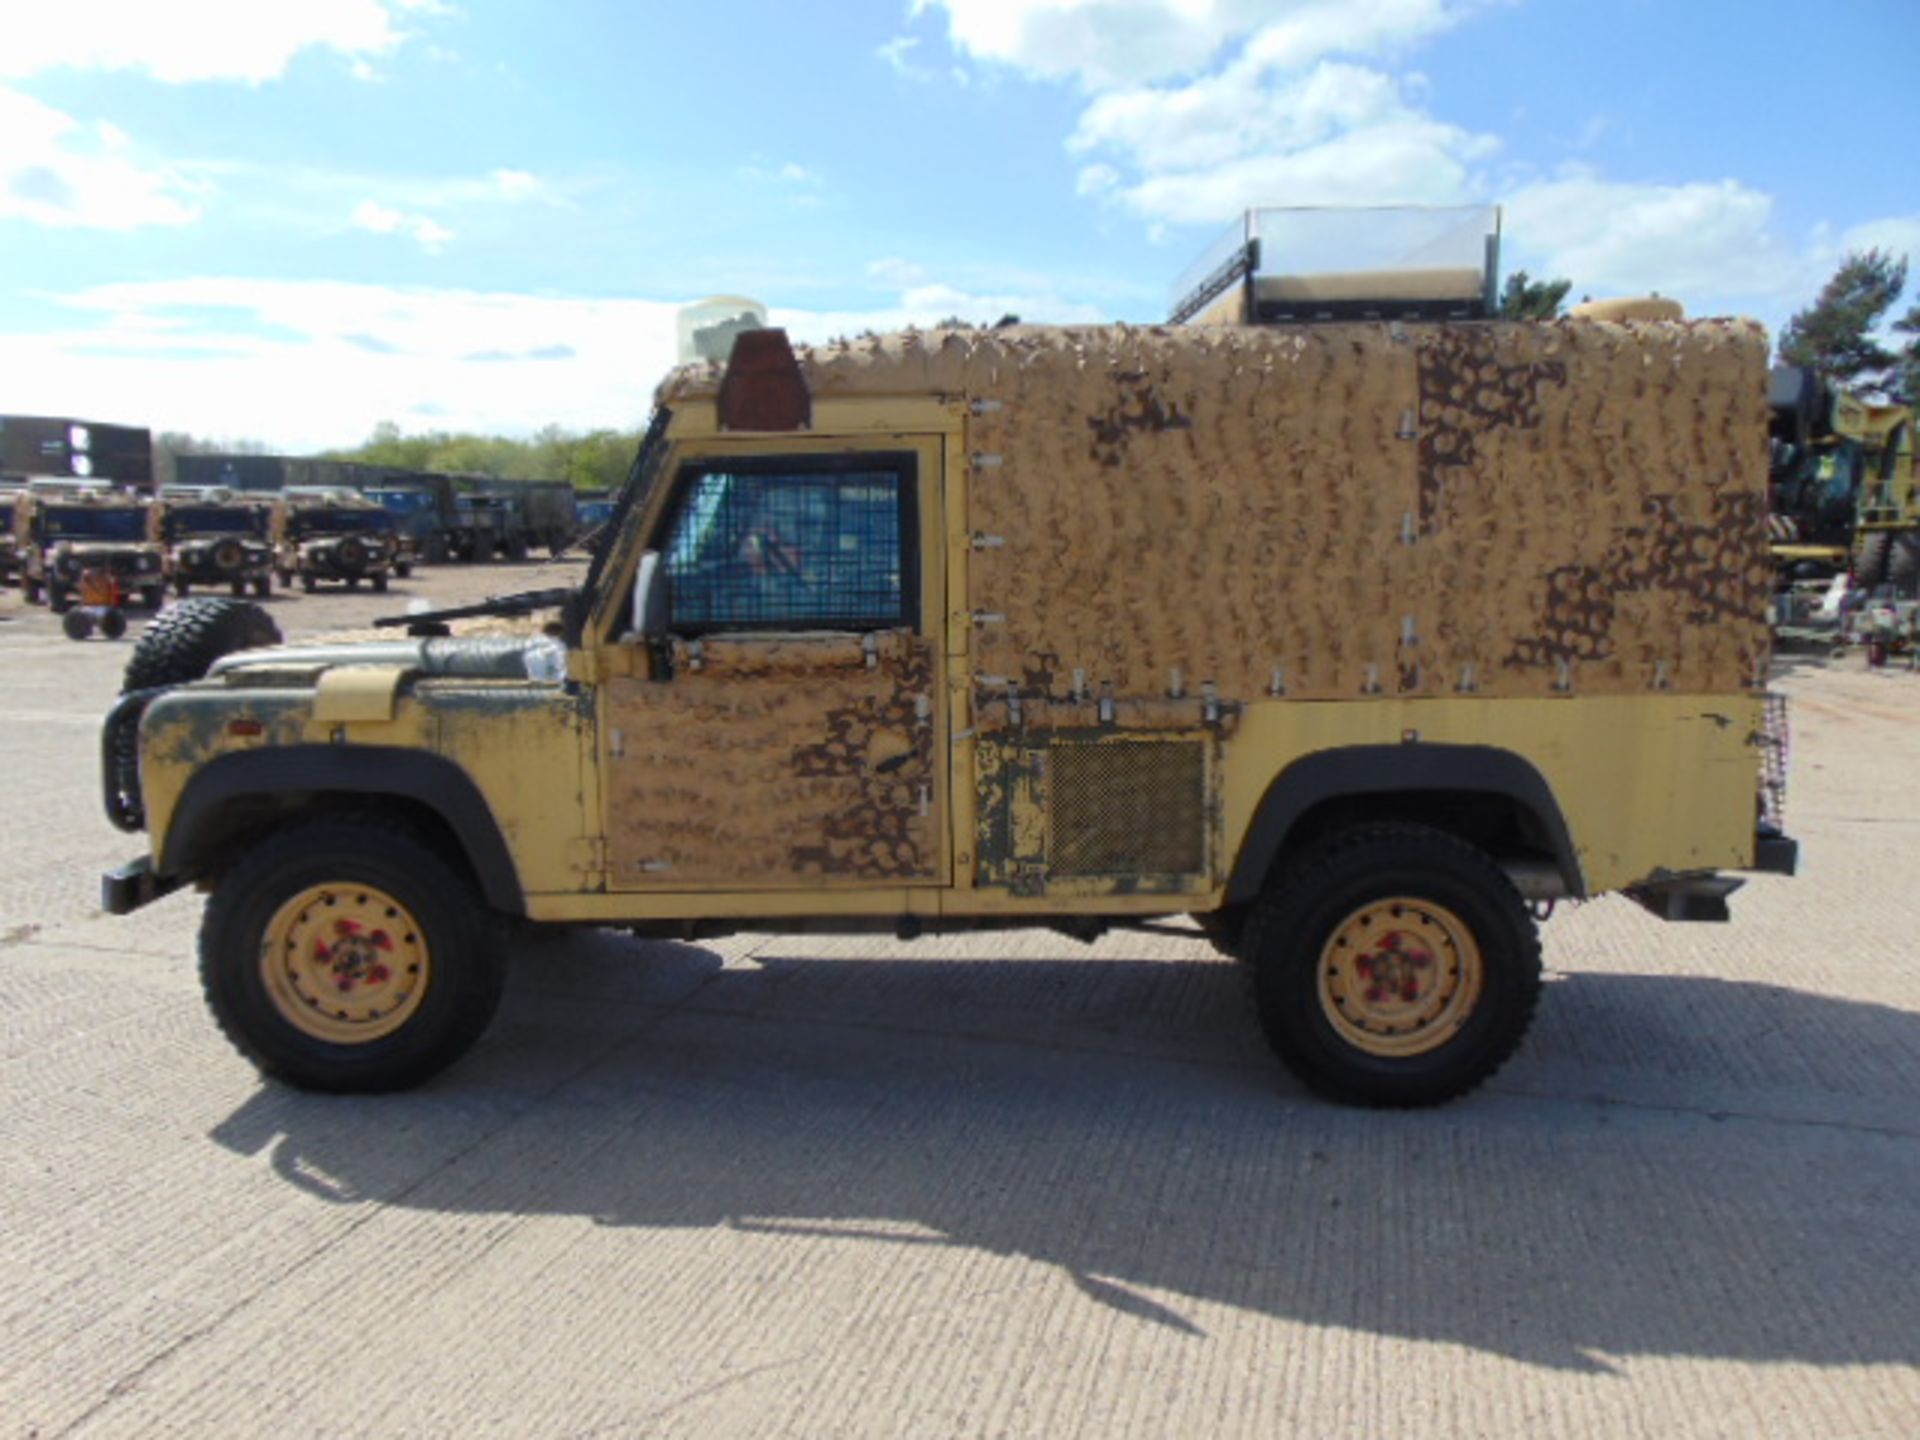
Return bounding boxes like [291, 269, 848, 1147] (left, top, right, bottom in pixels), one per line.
[171, 507, 261, 535]
[45, 506, 148, 540]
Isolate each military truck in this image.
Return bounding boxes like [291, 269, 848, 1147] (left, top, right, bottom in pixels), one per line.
[479, 478, 578, 557]
[361, 478, 451, 571]
[452, 492, 530, 561]
[1767, 367, 1918, 595]
[155, 488, 275, 598]
[99, 214, 1795, 1107]
[275, 489, 399, 592]
[16, 482, 164, 611]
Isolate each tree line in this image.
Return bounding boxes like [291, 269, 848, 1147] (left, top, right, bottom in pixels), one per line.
[154, 422, 644, 494]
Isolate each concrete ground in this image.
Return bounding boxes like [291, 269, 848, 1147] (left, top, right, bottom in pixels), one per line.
[1, 564, 1916, 1438]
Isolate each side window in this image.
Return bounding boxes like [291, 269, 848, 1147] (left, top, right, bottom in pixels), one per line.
[660, 458, 912, 631]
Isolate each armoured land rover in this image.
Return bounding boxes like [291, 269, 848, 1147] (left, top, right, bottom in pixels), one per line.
[155, 490, 275, 598]
[275, 490, 399, 592]
[100, 223, 1797, 1107]
[18, 483, 165, 611]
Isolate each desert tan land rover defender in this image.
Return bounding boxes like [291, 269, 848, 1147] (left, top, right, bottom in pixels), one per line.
[100, 263, 1796, 1107]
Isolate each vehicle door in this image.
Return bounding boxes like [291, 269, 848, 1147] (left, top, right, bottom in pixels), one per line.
[600, 440, 947, 891]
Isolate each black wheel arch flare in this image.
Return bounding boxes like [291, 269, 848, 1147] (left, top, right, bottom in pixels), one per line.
[1224, 744, 1584, 904]
[160, 746, 526, 915]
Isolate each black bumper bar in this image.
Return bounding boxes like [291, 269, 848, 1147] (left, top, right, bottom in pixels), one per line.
[102, 857, 182, 916]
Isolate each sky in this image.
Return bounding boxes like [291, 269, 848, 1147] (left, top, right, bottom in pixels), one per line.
[2, 0, 1917, 452]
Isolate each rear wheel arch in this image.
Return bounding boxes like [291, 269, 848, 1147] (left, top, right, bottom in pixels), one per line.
[160, 746, 526, 915]
[1225, 744, 1583, 904]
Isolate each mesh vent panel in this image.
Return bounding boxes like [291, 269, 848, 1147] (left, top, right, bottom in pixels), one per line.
[1050, 741, 1206, 876]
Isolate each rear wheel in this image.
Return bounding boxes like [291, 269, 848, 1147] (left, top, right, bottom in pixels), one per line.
[199, 820, 507, 1092]
[1243, 824, 1541, 1107]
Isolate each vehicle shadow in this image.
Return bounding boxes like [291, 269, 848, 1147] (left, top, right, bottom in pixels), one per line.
[211, 932, 1920, 1374]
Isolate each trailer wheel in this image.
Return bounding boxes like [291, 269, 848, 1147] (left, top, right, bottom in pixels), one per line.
[62, 608, 94, 640]
[98, 608, 128, 640]
[1243, 823, 1541, 1107]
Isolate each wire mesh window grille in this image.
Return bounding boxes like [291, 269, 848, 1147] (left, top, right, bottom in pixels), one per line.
[663, 464, 908, 630]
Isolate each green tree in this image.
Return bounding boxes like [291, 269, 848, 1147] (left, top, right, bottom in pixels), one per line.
[1498, 271, 1573, 320]
[1777, 249, 1908, 390]
[1891, 300, 1920, 404]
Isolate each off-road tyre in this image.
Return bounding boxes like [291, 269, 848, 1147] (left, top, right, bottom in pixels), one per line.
[1857, 532, 1892, 589]
[1243, 823, 1541, 1108]
[199, 819, 507, 1093]
[62, 609, 94, 640]
[1890, 532, 1920, 598]
[98, 608, 127, 640]
[122, 596, 282, 692]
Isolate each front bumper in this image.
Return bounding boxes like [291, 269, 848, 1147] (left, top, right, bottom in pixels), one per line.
[102, 856, 181, 916]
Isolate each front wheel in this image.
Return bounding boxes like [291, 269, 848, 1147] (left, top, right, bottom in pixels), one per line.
[199, 820, 507, 1092]
[1243, 824, 1541, 1108]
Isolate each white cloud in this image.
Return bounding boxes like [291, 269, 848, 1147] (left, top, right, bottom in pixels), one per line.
[915, 0, 1471, 89]
[351, 198, 453, 252]
[5, 273, 1110, 451]
[1502, 171, 1797, 304]
[0, 0, 441, 84]
[877, 35, 931, 80]
[0, 85, 203, 229]
[491, 168, 541, 201]
[1072, 55, 1498, 225]
[1837, 215, 1920, 271]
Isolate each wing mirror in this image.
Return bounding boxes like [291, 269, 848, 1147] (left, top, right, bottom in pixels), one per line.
[632, 550, 670, 637]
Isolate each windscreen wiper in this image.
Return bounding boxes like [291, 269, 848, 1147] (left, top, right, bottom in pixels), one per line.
[373, 586, 575, 636]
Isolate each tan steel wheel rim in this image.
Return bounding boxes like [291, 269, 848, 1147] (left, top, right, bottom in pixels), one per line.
[1317, 896, 1483, 1058]
[260, 884, 430, 1044]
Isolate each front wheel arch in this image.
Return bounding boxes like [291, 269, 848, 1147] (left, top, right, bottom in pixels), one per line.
[159, 747, 526, 915]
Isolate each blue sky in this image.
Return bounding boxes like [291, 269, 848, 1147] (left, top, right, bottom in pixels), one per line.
[3, 0, 1916, 450]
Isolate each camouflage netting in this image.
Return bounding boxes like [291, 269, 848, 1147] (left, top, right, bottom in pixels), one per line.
[660, 319, 1771, 710]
